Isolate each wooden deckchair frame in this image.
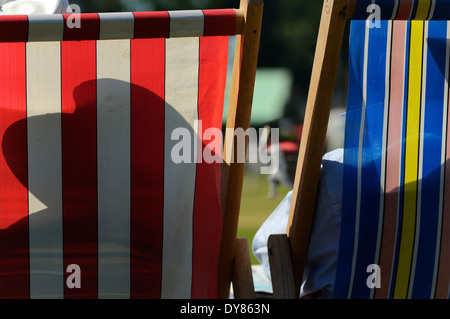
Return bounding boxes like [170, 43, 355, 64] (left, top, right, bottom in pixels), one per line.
[218, 0, 264, 299]
[267, 0, 353, 298]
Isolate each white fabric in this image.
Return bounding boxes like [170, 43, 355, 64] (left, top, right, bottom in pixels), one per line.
[252, 148, 343, 298]
[0, 0, 72, 15]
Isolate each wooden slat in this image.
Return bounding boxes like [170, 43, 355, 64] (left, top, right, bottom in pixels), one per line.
[286, 0, 350, 297]
[268, 234, 296, 299]
[234, 9, 245, 34]
[217, 0, 263, 299]
[231, 238, 256, 299]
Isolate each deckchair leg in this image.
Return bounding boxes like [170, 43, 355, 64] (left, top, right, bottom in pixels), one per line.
[268, 234, 296, 299]
[231, 238, 256, 299]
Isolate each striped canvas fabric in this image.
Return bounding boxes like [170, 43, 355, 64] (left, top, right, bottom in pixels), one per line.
[0, 10, 238, 42]
[350, 0, 450, 21]
[335, 13, 450, 298]
[0, 11, 234, 299]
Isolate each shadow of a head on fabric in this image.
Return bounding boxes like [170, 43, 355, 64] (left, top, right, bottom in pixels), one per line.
[0, 78, 222, 298]
[1, 78, 217, 218]
[2, 79, 171, 228]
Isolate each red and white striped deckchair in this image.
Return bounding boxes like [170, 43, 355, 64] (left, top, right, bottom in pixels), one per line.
[0, 0, 263, 299]
[268, 0, 450, 299]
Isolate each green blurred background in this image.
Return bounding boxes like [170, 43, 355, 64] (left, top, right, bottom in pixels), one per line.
[238, 174, 290, 264]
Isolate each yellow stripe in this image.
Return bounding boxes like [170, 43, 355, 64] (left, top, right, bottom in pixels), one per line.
[394, 21, 424, 299]
[415, 0, 431, 20]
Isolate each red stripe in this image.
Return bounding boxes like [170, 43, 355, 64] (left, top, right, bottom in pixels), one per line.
[61, 41, 98, 298]
[130, 38, 165, 299]
[396, 0, 414, 20]
[133, 12, 170, 39]
[0, 15, 28, 42]
[63, 13, 100, 41]
[203, 9, 237, 37]
[0, 43, 29, 298]
[191, 37, 228, 298]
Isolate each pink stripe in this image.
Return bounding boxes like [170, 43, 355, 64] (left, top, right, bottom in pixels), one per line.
[130, 38, 165, 299]
[191, 37, 228, 298]
[375, 20, 407, 299]
[0, 43, 29, 298]
[61, 41, 98, 298]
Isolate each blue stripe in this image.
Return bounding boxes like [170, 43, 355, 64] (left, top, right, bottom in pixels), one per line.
[352, 0, 397, 20]
[351, 20, 389, 299]
[335, 20, 390, 298]
[410, 20, 447, 298]
[432, 0, 450, 19]
[351, 0, 373, 20]
[334, 19, 366, 299]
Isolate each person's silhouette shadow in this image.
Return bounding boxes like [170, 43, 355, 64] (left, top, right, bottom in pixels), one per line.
[0, 78, 222, 299]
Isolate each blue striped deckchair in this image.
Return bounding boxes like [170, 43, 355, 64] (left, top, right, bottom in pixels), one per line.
[0, 0, 263, 299]
[268, 0, 450, 299]
[338, 0, 450, 299]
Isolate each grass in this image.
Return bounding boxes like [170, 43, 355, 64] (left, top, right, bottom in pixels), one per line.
[237, 171, 291, 265]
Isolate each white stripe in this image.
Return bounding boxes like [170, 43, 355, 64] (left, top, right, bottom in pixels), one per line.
[161, 37, 199, 298]
[408, 1, 416, 20]
[428, 0, 436, 20]
[371, 20, 393, 300]
[27, 14, 64, 41]
[390, 0, 400, 20]
[169, 10, 204, 38]
[96, 39, 131, 299]
[26, 42, 64, 299]
[409, 21, 428, 298]
[348, 23, 370, 299]
[98, 12, 135, 40]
